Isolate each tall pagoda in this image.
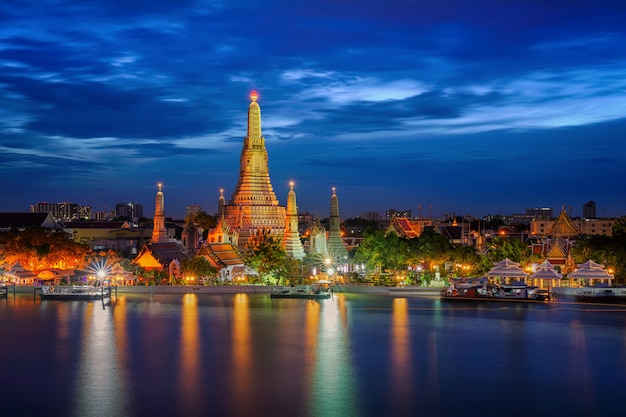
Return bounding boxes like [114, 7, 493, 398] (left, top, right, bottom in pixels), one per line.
[326, 187, 348, 259]
[284, 182, 305, 260]
[220, 91, 286, 250]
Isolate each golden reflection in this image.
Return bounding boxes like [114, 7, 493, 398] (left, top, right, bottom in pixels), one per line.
[335, 293, 349, 328]
[111, 296, 131, 413]
[391, 297, 412, 414]
[53, 303, 72, 362]
[304, 300, 321, 378]
[231, 293, 254, 416]
[310, 297, 360, 416]
[179, 293, 201, 415]
[73, 301, 130, 416]
[113, 295, 128, 370]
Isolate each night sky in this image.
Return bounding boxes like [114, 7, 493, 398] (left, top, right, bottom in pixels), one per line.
[1, 0, 625, 219]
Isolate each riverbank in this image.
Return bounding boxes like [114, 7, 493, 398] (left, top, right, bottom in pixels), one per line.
[8, 284, 442, 297]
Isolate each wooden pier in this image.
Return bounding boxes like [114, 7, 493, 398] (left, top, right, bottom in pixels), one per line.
[1, 283, 16, 298]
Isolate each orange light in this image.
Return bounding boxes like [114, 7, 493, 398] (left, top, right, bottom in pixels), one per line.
[250, 90, 258, 102]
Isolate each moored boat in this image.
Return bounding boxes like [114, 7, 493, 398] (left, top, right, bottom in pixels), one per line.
[441, 281, 552, 303]
[574, 288, 626, 304]
[40, 283, 111, 301]
[271, 284, 332, 299]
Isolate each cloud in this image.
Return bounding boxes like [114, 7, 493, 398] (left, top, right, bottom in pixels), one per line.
[0, 0, 625, 217]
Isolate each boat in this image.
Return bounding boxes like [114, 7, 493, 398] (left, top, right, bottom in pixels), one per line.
[441, 281, 552, 303]
[574, 288, 626, 304]
[271, 284, 332, 299]
[40, 283, 112, 301]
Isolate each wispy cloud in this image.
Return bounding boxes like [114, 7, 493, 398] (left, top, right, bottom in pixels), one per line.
[0, 0, 625, 217]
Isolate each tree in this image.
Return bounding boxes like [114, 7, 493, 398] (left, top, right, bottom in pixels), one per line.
[180, 257, 217, 285]
[0, 228, 90, 271]
[193, 211, 218, 239]
[485, 236, 525, 264]
[407, 228, 452, 271]
[353, 231, 409, 276]
[450, 244, 483, 276]
[243, 229, 290, 285]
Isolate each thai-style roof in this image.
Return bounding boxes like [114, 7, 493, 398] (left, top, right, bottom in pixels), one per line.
[64, 221, 131, 229]
[486, 258, 528, 278]
[437, 224, 462, 241]
[548, 207, 579, 237]
[530, 260, 563, 280]
[198, 242, 244, 269]
[545, 237, 568, 260]
[149, 242, 188, 262]
[385, 217, 427, 239]
[132, 241, 188, 269]
[0, 212, 57, 230]
[569, 259, 614, 280]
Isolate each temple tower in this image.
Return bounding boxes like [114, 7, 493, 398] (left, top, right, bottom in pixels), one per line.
[181, 213, 199, 255]
[309, 218, 328, 256]
[221, 91, 286, 249]
[284, 182, 305, 260]
[151, 183, 168, 243]
[217, 188, 226, 218]
[327, 187, 348, 258]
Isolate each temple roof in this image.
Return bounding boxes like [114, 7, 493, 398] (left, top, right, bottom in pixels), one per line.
[198, 242, 244, 269]
[64, 221, 131, 229]
[548, 207, 579, 237]
[133, 241, 188, 269]
[437, 224, 462, 240]
[149, 242, 188, 262]
[0, 212, 57, 230]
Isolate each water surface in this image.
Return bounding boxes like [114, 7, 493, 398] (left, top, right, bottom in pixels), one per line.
[1, 292, 625, 417]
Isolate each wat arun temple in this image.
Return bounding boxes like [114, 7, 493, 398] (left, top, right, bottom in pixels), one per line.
[208, 92, 347, 260]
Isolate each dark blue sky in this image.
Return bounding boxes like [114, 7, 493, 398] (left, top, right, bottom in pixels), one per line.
[1, 0, 625, 219]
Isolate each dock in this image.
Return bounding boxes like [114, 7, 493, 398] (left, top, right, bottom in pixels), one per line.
[37, 284, 116, 302]
[1, 283, 16, 298]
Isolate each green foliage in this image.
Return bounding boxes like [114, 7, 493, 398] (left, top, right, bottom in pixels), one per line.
[572, 234, 625, 281]
[485, 236, 525, 263]
[243, 228, 290, 284]
[353, 231, 408, 272]
[612, 218, 626, 238]
[193, 211, 218, 239]
[407, 228, 452, 267]
[450, 244, 484, 275]
[180, 256, 217, 284]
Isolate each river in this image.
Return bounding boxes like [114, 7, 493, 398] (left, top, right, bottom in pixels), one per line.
[1, 291, 625, 417]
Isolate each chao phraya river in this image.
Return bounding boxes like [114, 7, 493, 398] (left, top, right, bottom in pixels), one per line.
[1, 287, 625, 417]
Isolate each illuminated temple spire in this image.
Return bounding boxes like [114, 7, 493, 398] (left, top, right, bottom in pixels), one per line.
[284, 181, 305, 260]
[217, 188, 225, 218]
[151, 183, 168, 243]
[219, 91, 286, 249]
[327, 187, 348, 258]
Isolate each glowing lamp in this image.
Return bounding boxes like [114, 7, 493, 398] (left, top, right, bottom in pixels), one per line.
[250, 91, 258, 102]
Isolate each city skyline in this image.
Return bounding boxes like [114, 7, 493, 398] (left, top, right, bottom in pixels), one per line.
[1, 1, 625, 219]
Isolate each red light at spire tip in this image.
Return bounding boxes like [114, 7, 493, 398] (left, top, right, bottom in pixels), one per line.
[250, 90, 258, 102]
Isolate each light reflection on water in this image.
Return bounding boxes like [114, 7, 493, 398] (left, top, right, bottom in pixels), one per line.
[1, 293, 626, 417]
[310, 293, 360, 417]
[179, 293, 200, 416]
[390, 297, 412, 416]
[231, 293, 253, 416]
[71, 301, 131, 417]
